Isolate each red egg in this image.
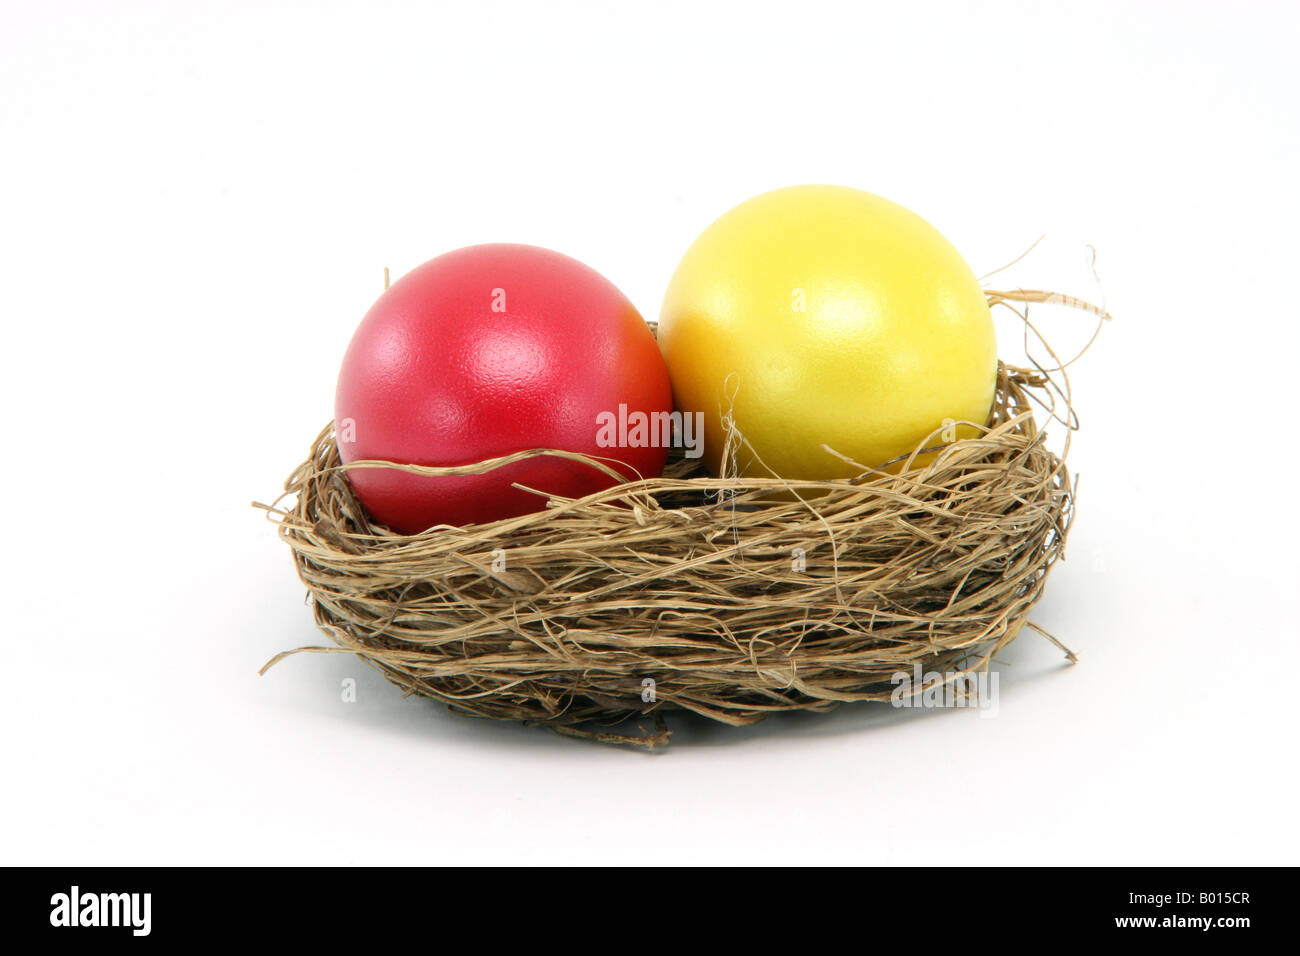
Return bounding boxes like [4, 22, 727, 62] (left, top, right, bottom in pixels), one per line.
[335, 244, 672, 533]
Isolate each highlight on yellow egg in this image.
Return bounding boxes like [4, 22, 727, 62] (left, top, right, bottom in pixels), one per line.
[658, 184, 998, 480]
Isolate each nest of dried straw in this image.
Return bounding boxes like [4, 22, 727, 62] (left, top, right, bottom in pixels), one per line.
[259, 290, 1098, 748]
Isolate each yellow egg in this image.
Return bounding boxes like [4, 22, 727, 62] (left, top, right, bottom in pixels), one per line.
[659, 185, 997, 479]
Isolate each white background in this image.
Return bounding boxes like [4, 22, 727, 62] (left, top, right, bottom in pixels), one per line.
[2, 0, 1296, 865]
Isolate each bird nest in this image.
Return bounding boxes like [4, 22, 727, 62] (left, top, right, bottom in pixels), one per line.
[258, 289, 1099, 748]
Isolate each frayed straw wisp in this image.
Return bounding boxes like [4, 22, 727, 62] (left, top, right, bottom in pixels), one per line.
[257, 290, 1098, 748]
